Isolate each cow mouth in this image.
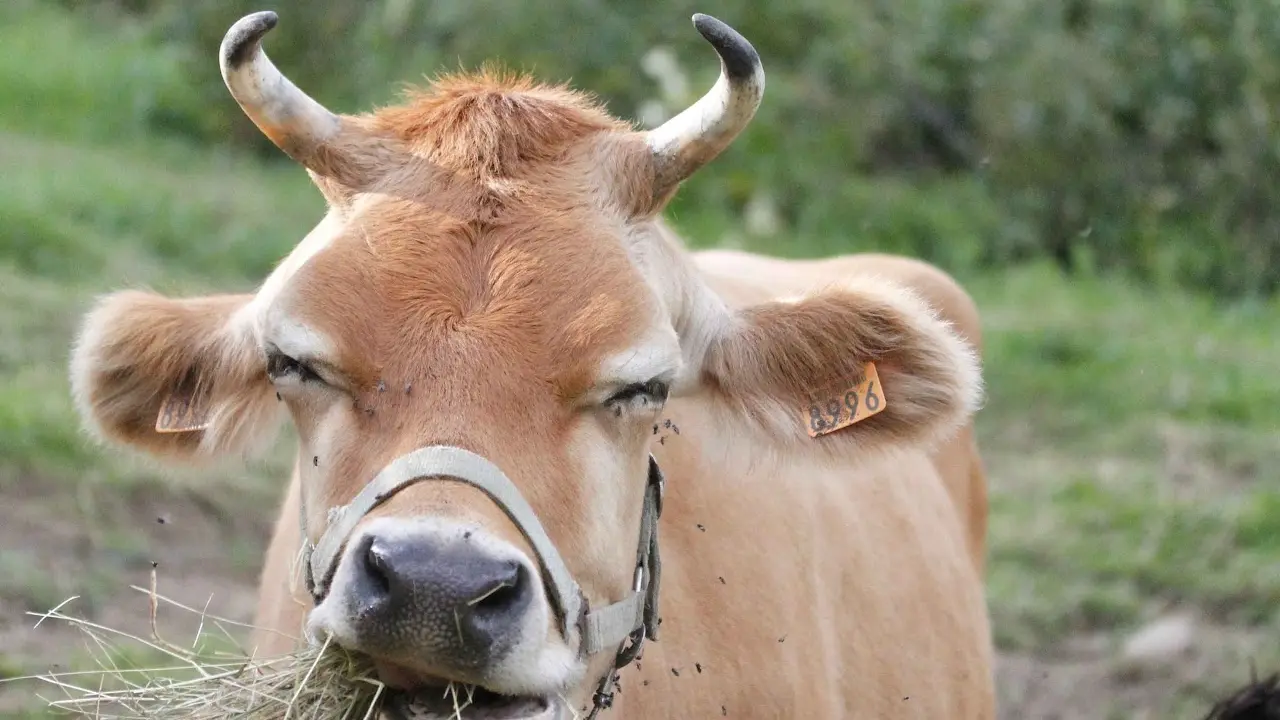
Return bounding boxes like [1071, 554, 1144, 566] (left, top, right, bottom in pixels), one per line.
[382, 684, 559, 720]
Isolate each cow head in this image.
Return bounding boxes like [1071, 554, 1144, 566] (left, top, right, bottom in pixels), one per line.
[69, 9, 982, 718]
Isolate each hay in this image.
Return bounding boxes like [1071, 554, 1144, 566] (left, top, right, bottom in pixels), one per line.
[3, 570, 567, 720]
[3, 569, 393, 720]
[12, 570, 1277, 720]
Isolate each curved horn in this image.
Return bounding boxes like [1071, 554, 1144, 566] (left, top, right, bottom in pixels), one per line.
[219, 11, 375, 187]
[646, 14, 765, 192]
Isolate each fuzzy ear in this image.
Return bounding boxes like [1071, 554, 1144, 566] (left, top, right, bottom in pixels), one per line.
[68, 290, 283, 462]
[698, 277, 983, 452]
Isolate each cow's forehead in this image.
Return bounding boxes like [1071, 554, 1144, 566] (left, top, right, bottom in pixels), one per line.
[261, 194, 661, 393]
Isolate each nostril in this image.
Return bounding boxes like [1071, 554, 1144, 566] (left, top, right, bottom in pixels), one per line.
[362, 538, 393, 598]
[467, 562, 528, 616]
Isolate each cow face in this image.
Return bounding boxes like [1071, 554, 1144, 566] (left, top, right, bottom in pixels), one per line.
[69, 10, 982, 718]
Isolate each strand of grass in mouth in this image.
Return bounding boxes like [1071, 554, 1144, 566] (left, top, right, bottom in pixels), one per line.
[0, 568, 388, 720]
[445, 681, 475, 719]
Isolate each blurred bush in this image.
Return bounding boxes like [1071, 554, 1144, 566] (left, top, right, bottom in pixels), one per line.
[57, 0, 1280, 298]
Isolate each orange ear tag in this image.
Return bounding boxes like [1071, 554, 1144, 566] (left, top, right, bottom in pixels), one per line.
[804, 362, 888, 438]
[155, 390, 211, 433]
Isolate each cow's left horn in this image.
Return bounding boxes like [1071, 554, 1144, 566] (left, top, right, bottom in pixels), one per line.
[646, 14, 765, 193]
[219, 11, 381, 188]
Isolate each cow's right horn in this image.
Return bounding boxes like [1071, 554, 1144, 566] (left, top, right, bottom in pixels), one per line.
[218, 11, 381, 189]
[645, 14, 765, 195]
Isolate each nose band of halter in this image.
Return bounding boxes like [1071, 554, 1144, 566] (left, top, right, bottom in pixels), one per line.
[300, 445, 664, 659]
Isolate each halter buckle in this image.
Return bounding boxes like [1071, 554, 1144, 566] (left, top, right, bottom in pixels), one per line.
[648, 456, 665, 519]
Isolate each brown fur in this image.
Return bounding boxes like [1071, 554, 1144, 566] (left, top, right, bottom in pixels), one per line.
[277, 189, 658, 607]
[69, 69, 995, 717]
[69, 291, 281, 460]
[693, 248, 991, 571]
[369, 69, 630, 172]
[703, 280, 981, 449]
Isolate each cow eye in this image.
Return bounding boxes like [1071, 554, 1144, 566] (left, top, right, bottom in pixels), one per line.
[266, 350, 323, 385]
[605, 379, 671, 409]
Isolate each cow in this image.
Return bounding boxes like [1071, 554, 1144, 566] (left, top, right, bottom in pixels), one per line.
[68, 10, 996, 719]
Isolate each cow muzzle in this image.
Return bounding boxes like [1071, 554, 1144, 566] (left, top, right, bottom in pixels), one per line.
[299, 446, 663, 719]
[327, 518, 540, 673]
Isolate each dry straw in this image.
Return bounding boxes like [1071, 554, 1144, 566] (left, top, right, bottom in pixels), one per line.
[5, 568, 1277, 720]
[4, 569, 569, 720]
[0, 567, 402, 719]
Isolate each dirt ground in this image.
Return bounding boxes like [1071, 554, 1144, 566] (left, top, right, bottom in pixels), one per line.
[0, 479, 268, 715]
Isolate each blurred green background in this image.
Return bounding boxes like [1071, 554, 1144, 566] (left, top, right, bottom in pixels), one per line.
[31, 0, 1280, 298]
[0, 0, 1277, 718]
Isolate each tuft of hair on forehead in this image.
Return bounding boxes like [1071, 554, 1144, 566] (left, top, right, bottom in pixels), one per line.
[365, 64, 634, 177]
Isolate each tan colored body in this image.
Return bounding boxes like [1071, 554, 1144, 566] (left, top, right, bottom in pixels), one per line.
[251, 246, 996, 718]
[693, 249, 989, 574]
[71, 14, 996, 717]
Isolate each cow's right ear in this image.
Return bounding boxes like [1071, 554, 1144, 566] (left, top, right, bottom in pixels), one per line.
[69, 290, 284, 462]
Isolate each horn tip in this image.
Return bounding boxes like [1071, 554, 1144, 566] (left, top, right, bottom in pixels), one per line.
[220, 11, 280, 72]
[690, 13, 761, 82]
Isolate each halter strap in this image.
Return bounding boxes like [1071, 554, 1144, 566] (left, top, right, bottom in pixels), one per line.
[300, 445, 663, 659]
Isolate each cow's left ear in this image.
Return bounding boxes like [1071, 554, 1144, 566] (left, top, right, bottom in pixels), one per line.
[695, 277, 983, 451]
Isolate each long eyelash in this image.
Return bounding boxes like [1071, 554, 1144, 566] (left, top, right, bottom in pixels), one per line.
[611, 383, 651, 403]
[267, 353, 320, 382]
[608, 379, 671, 407]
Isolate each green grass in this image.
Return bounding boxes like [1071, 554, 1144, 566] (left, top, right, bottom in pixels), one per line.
[0, 5, 1276, 719]
[967, 266, 1280, 649]
[0, 133, 315, 489]
[0, 1, 212, 149]
[0, 5, 318, 491]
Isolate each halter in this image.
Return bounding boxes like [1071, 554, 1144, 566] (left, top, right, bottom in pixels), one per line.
[298, 445, 664, 717]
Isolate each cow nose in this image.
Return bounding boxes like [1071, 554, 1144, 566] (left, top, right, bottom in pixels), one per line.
[347, 533, 534, 666]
